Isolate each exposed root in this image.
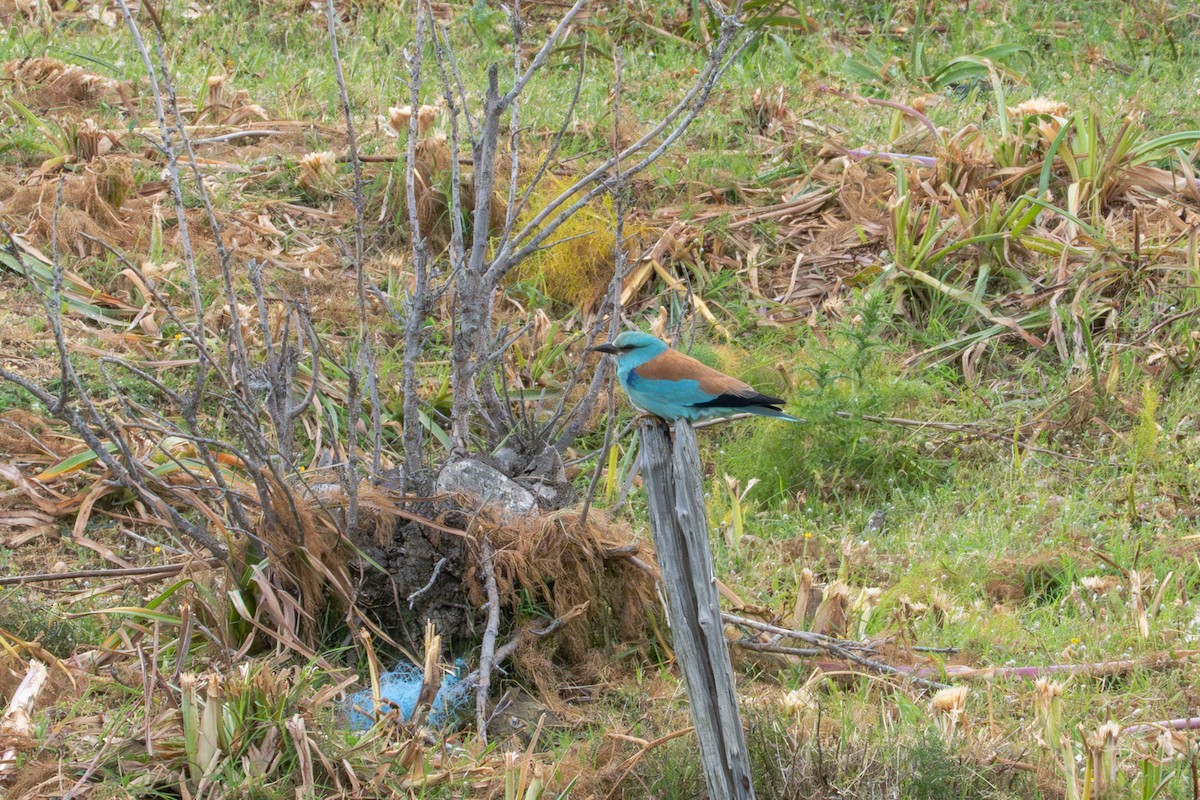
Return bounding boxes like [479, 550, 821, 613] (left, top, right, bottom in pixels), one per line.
[462, 508, 659, 718]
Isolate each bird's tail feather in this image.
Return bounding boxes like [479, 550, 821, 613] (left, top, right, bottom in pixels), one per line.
[748, 406, 806, 423]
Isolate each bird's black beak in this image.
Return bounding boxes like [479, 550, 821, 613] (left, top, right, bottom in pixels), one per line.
[591, 343, 620, 355]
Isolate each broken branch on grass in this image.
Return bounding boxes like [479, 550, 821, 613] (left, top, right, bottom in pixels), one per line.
[838, 411, 1104, 465]
[844, 147, 938, 167]
[1124, 717, 1200, 736]
[735, 639, 820, 657]
[0, 560, 219, 587]
[722, 612, 951, 691]
[603, 727, 697, 800]
[892, 653, 1189, 683]
[817, 84, 939, 140]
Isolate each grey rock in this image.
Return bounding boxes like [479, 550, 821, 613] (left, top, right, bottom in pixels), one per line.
[520, 446, 576, 509]
[437, 459, 537, 519]
[490, 444, 527, 476]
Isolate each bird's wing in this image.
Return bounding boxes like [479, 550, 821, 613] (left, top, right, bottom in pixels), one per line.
[634, 349, 785, 408]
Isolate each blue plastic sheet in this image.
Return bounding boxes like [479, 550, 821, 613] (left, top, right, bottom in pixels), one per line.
[346, 660, 471, 731]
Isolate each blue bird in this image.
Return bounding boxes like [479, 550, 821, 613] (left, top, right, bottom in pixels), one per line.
[592, 331, 802, 423]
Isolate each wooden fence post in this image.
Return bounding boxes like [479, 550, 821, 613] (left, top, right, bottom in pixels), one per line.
[639, 418, 755, 800]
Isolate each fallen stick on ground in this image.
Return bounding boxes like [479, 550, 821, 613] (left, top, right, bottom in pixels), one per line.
[809, 659, 1146, 683]
[912, 658, 1175, 681]
[838, 411, 1105, 466]
[844, 148, 938, 167]
[887, 651, 1191, 683]
[1122, 717, 1200, 736]
[603, 727, 696, 800]
[0, 559, 219, 586]
[722, 613, 951, 691]
[731, 617, 1189, 686]
[734, 639, 819, 658]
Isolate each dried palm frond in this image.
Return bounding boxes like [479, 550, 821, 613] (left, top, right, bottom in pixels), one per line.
[4, 56, 122, 103]
[297, 150, 341, 198]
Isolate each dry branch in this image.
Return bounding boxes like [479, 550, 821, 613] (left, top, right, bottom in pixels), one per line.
[840, 411, 1105, 465]
[603, 727, 697, 800]
[723, 613, 951, 691]
[1124, 717, 1200, 736]
[0, 560, 218, 586]
[891, 654, 1188, 683]
[475, 536, 502, 742]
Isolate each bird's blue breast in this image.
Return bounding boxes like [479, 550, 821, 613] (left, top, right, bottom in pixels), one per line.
[621, 368, 715, 421]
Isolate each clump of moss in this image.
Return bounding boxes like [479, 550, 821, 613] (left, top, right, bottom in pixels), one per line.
[511, 180, 645, 310]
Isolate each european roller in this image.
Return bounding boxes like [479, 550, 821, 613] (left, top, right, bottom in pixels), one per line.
[592, 331, 802, 423]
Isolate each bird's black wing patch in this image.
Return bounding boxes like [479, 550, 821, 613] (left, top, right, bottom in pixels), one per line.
[690, 392, 786, 410]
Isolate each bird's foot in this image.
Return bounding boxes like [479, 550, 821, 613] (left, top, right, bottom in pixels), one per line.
[631, 412, 664, 427]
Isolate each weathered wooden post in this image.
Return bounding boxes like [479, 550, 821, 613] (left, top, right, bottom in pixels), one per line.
[639, 418, 755, 800]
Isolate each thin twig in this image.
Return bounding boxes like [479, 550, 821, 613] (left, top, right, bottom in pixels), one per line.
[603, 727, 696, 800]
[496, 1, 751, 275]
[1125, 717, 1200, 736]
[503, 22, 587, 240]
[817, 84, 940, 140]
[325, 0, 372, 521]
[400, 0, 433, 492]
[406, 557, 448, 609]
[734, 639, 820, 657]
[578, 45, 627, 527]
[459, 637, 521, 689]
[117, 0, 267, 552]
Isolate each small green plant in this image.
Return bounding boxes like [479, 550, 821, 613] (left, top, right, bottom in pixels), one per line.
[712, 473, 760, 548]
[177, 663, 333, 793]
[1128, 381, 1162, 521]
[903, 729, 979, 800]
[723, 291, 938, 505]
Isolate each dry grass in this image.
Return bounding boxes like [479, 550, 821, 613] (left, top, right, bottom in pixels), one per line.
[395, 129, 510, 253]
[461, 509, 659, 728]
[3, 56, 130, 110]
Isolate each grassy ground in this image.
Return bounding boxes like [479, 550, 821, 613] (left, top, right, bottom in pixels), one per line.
[2, 0, 1200, 798]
